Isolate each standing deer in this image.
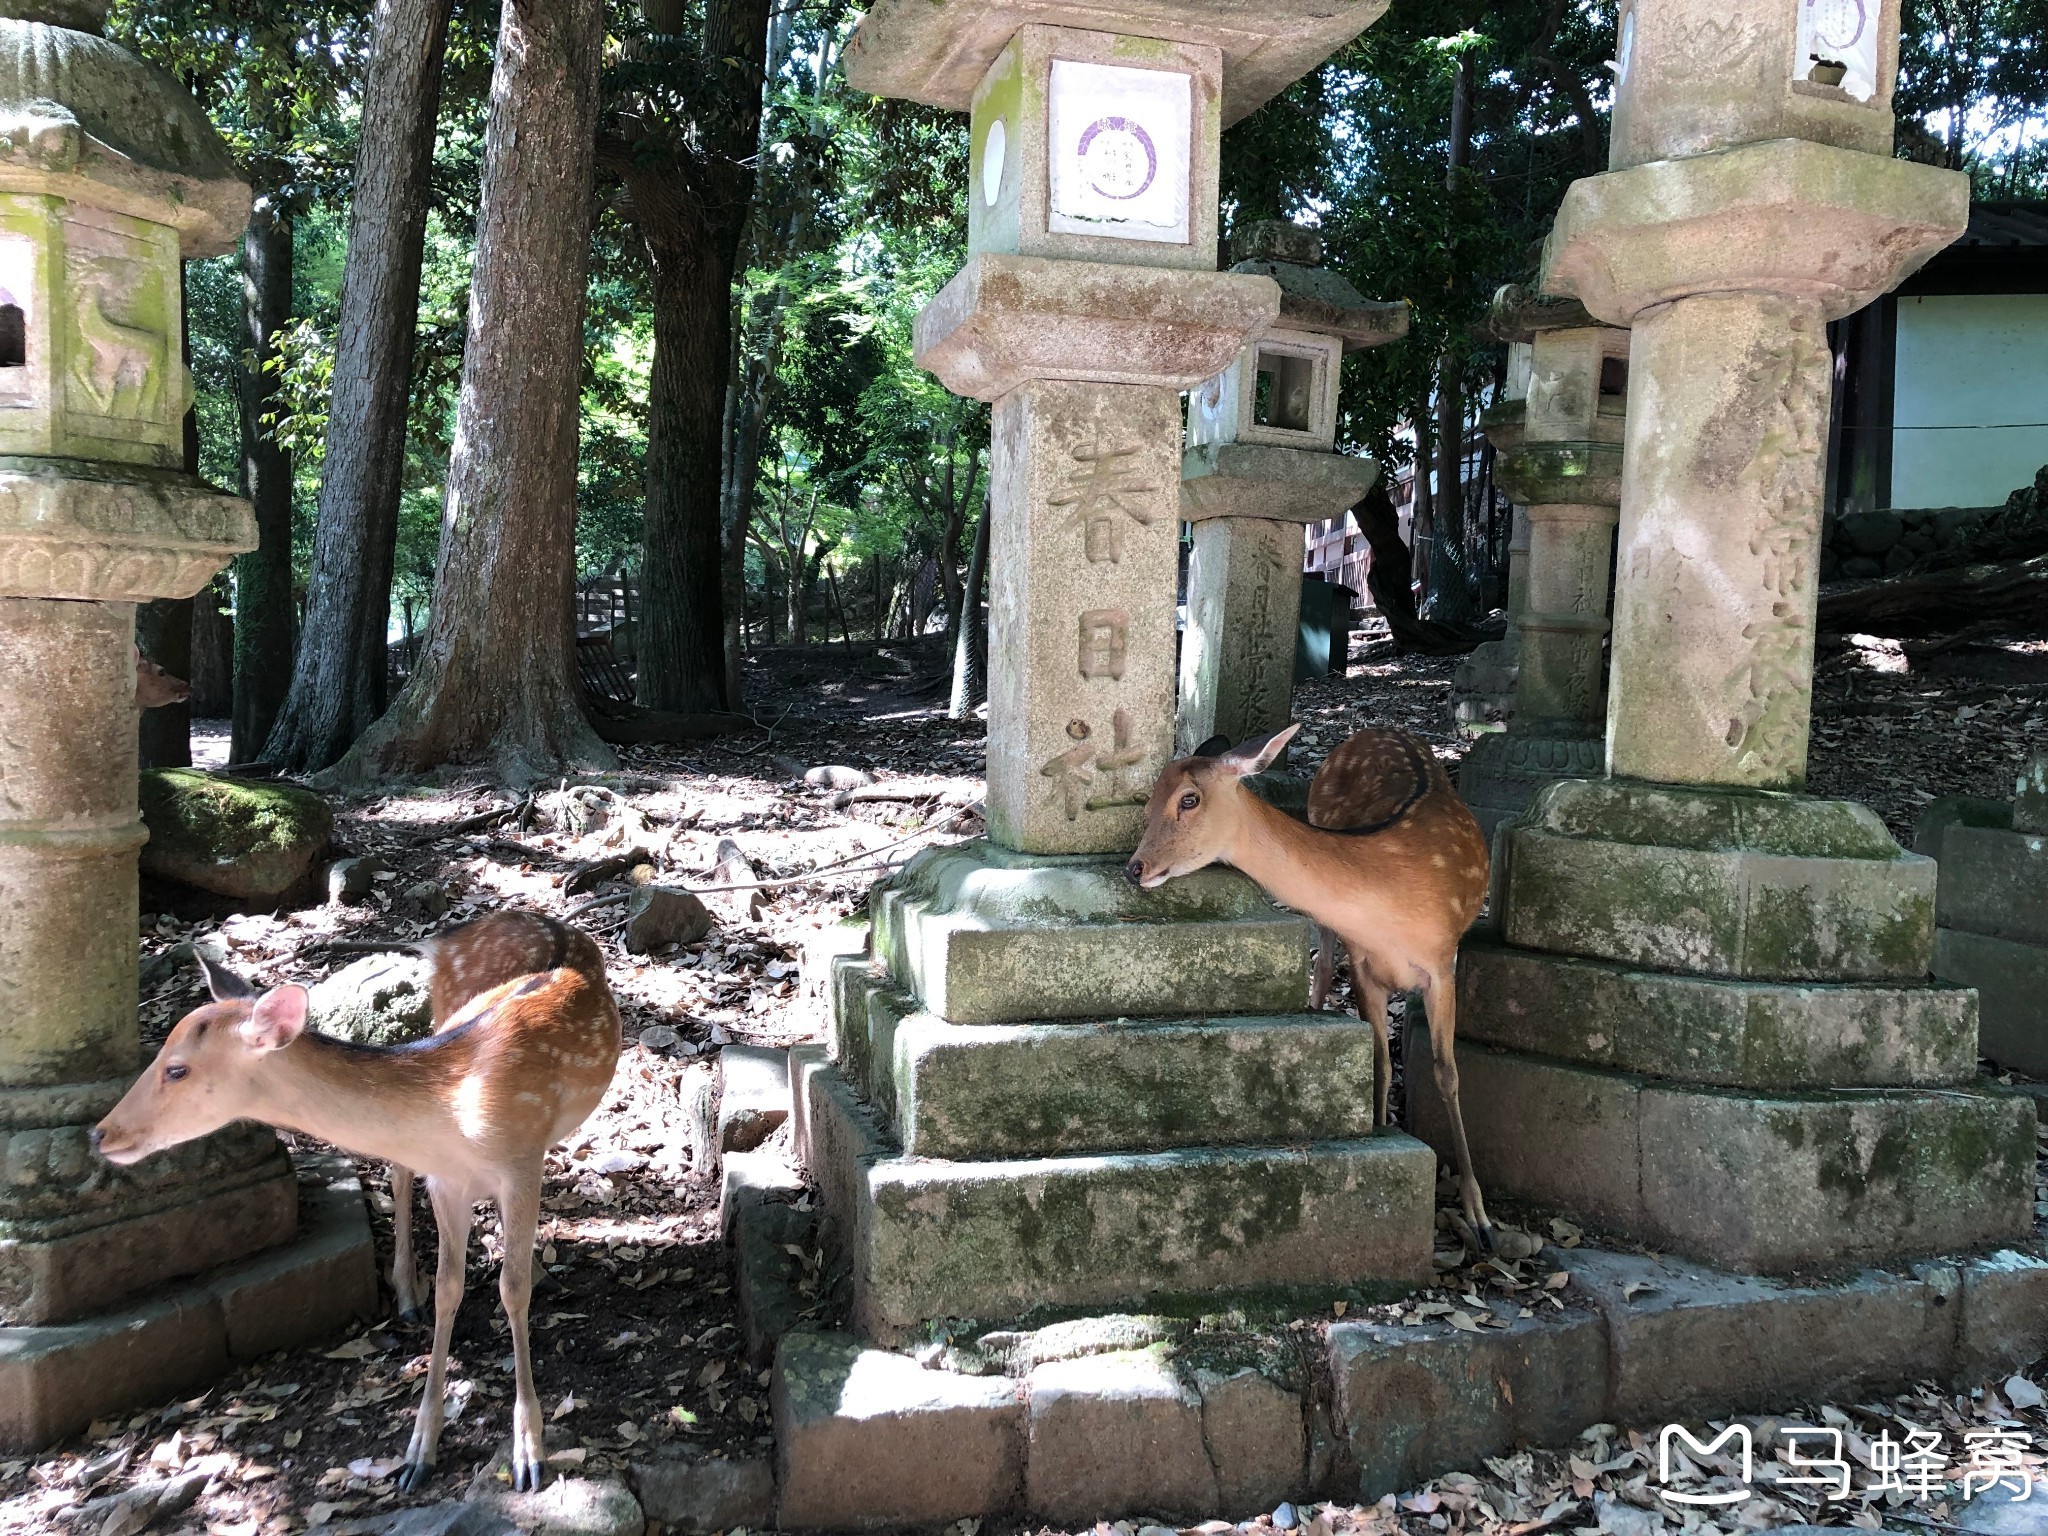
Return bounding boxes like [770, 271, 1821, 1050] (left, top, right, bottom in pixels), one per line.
[1126, 723, 1495, 1248]
[93, 911, 621, 1493]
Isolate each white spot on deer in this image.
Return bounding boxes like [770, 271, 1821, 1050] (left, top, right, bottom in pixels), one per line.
[454, 1074, 488, 1139]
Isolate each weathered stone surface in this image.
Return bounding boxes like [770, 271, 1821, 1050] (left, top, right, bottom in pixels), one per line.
[773, 1330, 1024, 1529]
[1176, 516, 1310, 757]
[871, 839, 1312, 1023]
[627, 1455, 773, 1534]
[464, 1477, 643, 1536]
[887, 1007, 1381, 1158]
[1026, 1347, 1217, 1523]
[715, 1043, 789, 1153]
[1956, 1250, 2048, 1384]
[803, 1059, 1432, 1342]
[1328, 1311, 1608, 1500]
[844, 0, 1392, 128]
[325, 854, 385, 904]
[1915, 794, 2013, 860]
[622, 887, 712, 954]
[208, 1164, 377, 1359]
[717, 1149, 803, 1244]
[1457, 730, 1602, 849]
[1456, 934, 1979, 1088]
[138, 768, 334, 900]
[731, 1193, 814, 1366]
[915, 256, 1278, 403]
[307, 953, 433, 1047]
[1189, 327, 1343, 452]
[2016, 753, 2048, 833]
[1180, 442, 1378, 524]
[1935, 928, 2048, 1077]
[1564, 1248, 1954, 1423]
[1936, 824, 2048, 944]
[1196, 1364, 1306, 1516]
[1498, 780, 1937, 981]
[1405, 1032, 2035, 1273]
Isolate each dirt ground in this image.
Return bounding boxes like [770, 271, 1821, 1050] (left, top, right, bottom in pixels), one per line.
[2, 619, 2045, 1536]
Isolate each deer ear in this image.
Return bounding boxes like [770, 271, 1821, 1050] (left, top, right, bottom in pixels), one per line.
[197, 950, 259, 1002]
[1219, 723, 1301, 777]
[1191, 734, 1232, 759]
[240, 986, 308, 1053]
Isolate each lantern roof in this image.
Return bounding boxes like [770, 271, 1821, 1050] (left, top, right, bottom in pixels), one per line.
[845, 0, 1390, 127]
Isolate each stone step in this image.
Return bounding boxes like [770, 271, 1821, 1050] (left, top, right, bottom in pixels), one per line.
[1458, 932, 1978, 1089]
[1497, 779, 1936, 981]
[870, 839, 1311, 1023]
[795, 1051, 1433, 1344]
[1937, 823, 2048, 946]
[830, 963, 1379, 1158]
[1403, 1025, 2034, 1274]
[1936, 927, 2048, 1078]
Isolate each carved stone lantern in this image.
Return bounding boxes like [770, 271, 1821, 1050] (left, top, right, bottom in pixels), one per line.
[0, 0, 371, 1449]
[1176, 220, 1404, 754]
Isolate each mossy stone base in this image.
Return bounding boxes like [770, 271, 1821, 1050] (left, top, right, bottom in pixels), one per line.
[1458, 730, 1603, 849]
[1499, 779, 1935, 980]
[138, 768, 334, 901]
[1404, 1029, 2034, 1274]
[872, 840, 1311, 1023]
[1934, 928, 2048, 1078]
[797, 1055, 1433, 1344]
[1458, 932, 1978, 1089]
[1935, 824, 2048, 947]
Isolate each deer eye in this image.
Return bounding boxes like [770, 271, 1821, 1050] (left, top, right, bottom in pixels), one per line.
[1178, 792, 1200, 813]
[163, 1063, 189, 1083]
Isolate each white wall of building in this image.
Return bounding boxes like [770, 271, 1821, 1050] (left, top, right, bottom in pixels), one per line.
[1892, 292, 2048, 509]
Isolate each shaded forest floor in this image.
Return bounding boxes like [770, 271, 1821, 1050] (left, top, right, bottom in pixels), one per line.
[3, 618, 2046, 1536]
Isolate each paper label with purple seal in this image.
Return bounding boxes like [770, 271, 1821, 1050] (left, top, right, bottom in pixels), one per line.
[1047, 59, 1192, 245]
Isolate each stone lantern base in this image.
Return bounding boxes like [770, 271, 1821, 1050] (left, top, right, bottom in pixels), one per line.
[802, 840, 1435, 1343]
[1413, 781, 2035, 1273]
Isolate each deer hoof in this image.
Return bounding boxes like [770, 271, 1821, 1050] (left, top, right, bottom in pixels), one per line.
[395, 1460, 433, 1494]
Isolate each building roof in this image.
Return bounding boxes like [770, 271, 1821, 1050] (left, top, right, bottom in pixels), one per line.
[1954, 201, 2048, 249]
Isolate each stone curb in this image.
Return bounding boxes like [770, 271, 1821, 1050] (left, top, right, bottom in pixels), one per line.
[0, 1157, 379, 1448]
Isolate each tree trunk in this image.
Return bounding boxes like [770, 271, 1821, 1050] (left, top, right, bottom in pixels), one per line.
[1355, 481, 1485, 657]
[1426, 51, 1477, 625]
[264, 0, 454, 773]
[621, 0, 773, 714]
[189, 577, 234, 716]
[230, 192, 295, 764]
[948, 489, 990, 719]
[331, 0, 614, 785]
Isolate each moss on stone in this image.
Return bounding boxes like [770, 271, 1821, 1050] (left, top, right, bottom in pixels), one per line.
[139, 767, 334, 900]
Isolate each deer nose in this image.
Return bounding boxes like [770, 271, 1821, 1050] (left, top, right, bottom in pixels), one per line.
[1123, 858, 1145, 885]
[87, 1125, 105, 1152]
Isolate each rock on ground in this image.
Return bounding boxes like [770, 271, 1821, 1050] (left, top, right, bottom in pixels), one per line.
[307, 953, 434, 1046]
[628, 1455, 774, 1533]
[138, 768, 334, 901]
[624, 887, 713, 952]
[463, 1476, 644, 1536]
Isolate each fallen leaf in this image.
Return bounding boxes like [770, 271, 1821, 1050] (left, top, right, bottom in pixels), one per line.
[2007, 1375, 2044, 1411]
[322, 1340, 376, 1361]
[1448, 1310, 1484, 1334]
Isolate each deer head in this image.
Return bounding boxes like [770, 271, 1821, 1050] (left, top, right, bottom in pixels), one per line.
[1125, 724, 1299, 889]
[92, 954, 307, 1165]
[135, 644, 191, 709]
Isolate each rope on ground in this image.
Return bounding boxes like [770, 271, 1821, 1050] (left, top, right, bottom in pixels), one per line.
[561, 798, 985, 919]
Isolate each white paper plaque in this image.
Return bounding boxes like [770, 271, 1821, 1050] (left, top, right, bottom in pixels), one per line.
[1047, 59, 1192, 245]
[1797, 0, 1879, 101]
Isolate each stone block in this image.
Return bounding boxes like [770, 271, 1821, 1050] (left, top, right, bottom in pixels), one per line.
[209, 1173, 377, 1358]
[1327, 1311, 1608, 1500]
[1180, 443, 1378, 525]
[915, 255, 1278, 402]
[1915, 794, 2013, 860]
[1456, 935, 1979, 1088]
[888, 1007, 1380, 1158]
[1026, 1347, 1218, 1523]
[2018, 754, 2048, 833]
[1495, 441, 1623, 507]
[1196, 1364, 1307, 1515]
[1176, 515, 1311, 755]
[730, 1192, 815, 1366]
[1406, 1032, 2035, 1273]
[1938, 824, 2048, 945]
[1564, 1248, 1954, 1424]
[773, 1330, 1025, 1528]
[1189, 328, 1344, 452]
[0, 1158, 298, 1326]
[628, 1455, 773, 1534]
[872, 839, 1311, 1022]
[1956, 1251, 2048, 1385]
[1935, 929, 2048, 1077]
[717, 1150, 803, 1244]
[0, 1286, 229, 1450]
[1498, 779, 1937, 981]
[1457, 731, 1603, 850]
[843, 0, 1392, 128]
[826, 955, 887, 1090]
[464, 1475, 644, 1536]
[716, 1043, 789, 1153]
[860, 986, 915, 1123]
[804, 1056, 1432, 1341]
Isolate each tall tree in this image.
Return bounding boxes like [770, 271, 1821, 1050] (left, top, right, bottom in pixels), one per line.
[264, 0, 456, 774]
[602, 0, 773, 714]
[230, 181, 296, 762]
[333, 0, 614, 782]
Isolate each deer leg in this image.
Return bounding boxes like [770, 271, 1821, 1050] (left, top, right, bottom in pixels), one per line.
[398, 1178, 474, 1493]
[497, 1162, 547, 1492]
[390, 1164, 422, 1321]
[1312, 925, 1342, 1010]
[1420, 962, 1494, 1251]
[1349, 958, 1391, 1129]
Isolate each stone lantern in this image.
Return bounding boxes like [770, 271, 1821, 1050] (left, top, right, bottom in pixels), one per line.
[1407, 0, 2037, 1275]
[1177, 220, 1404, 755]
[0, 0, 371, 1449]
[802, 1, 1440, 1433]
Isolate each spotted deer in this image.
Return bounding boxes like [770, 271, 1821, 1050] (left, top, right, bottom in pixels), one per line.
[1126, 724, 1495, 1247]
[93, 911, 621, 1493]
[133, 644, 189, 709]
